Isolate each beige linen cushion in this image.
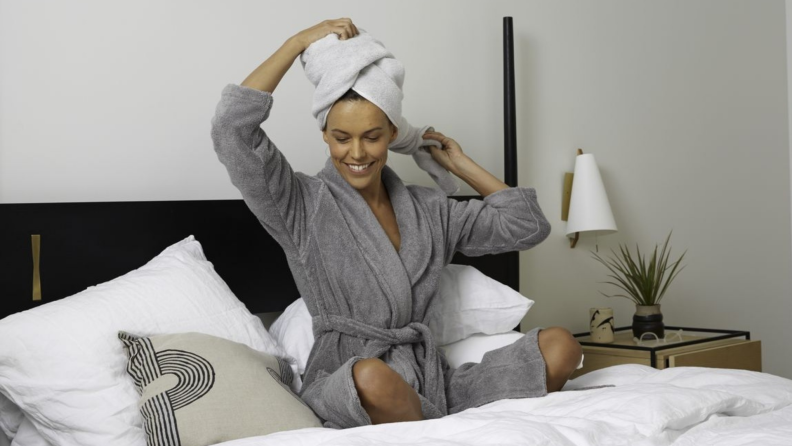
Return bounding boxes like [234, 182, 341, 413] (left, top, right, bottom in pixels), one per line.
[118, 331, 321, 446]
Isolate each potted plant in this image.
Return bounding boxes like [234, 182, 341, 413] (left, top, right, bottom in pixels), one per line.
[591, 232, 686, 339]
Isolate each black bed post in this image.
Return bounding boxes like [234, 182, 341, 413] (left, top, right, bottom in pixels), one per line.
[503, 17, 521, 332]
[503, 17, 517, 189]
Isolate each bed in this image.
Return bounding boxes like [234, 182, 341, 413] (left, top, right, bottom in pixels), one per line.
[2, 201, 792, 446]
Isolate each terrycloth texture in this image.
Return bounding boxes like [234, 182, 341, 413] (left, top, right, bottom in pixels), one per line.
[300, 30, 459, 195]
[211, 84, 552, 429]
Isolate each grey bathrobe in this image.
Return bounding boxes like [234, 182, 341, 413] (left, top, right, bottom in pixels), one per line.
[212, 84, 552, 429]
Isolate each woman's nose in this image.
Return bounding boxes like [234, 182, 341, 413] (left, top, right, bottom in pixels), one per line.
[349, 139, 366, 160]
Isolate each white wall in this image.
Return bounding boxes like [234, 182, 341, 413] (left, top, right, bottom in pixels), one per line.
[2, 1, 790, 378]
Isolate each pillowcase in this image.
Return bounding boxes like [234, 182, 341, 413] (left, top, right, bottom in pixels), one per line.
[438, 332, 526, 369]
[268, 298, 313, 376]
[269, 264, 534, 373]
[0, 236, 297, 446]
[119, 331, 321, 446]
[429, 264, 533, 345]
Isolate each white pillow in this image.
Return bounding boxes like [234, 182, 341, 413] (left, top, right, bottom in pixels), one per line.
[0, 236, 297, 446]
[429, 264, 533, 345]
[270, 264, 533, 373]
[438, 332, 526, 368]
[268, 298, 313, 376]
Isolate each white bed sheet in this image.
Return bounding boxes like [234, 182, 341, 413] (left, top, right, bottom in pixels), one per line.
[215, 365, 792, 446]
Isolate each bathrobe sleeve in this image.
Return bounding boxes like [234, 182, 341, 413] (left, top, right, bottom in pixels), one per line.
[445, 187, 551, 259]
[211, 84, 318, 256]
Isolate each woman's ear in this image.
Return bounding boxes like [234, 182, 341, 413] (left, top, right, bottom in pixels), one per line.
[389, 124, 398, 143]
[322, 129, 329, 145]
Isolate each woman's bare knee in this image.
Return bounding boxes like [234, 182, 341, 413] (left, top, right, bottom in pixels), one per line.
[352, 358, 423, 424]
[538, 327, 583, 392]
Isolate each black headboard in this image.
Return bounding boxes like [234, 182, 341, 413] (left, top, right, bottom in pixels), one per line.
[0, 199, 519, 319]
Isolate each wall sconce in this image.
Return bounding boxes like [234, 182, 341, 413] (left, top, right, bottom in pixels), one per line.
[562, 149, 617, 248]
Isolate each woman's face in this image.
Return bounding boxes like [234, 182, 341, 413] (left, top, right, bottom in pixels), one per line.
[323, 99, 397, 195]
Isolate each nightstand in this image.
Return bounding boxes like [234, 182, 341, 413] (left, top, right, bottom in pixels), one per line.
[571, 326, 762, 379]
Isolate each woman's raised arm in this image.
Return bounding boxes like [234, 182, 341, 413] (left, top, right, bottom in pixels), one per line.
[421, 131, 509, 197]
[212, 19, 360, 254]
[241, 19, 359, 93]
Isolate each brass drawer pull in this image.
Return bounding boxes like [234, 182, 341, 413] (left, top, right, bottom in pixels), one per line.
[32, 234, 41, 301]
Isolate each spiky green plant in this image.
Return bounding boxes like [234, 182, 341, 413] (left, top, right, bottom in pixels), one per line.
[591, 232, 686, 306]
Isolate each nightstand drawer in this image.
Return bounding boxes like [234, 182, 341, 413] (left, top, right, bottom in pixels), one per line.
[667, 340, 761, 371]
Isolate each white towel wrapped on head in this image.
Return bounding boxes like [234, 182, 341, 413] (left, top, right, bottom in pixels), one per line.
[300, 30, 459, 195]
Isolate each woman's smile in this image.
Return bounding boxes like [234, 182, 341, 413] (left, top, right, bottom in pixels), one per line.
[345, 162, 375, 174]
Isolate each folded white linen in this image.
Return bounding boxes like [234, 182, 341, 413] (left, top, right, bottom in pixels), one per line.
[300, 30, 459, 194]
[0, 394, 21, 441]
[9, 417, 49, 446]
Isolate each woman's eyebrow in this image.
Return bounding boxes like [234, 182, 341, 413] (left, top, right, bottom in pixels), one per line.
[330, 127, 383, 135]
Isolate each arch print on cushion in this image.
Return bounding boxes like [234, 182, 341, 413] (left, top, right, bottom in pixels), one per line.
[119, 331, 321, 446]
[120, 333, 216, 443]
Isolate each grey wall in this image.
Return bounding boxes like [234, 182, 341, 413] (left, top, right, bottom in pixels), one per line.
[1, 0, 790, 377]
[517, 1, 792, 379]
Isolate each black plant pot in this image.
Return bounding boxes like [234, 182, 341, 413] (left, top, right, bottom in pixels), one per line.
[632, 305, 664, 339]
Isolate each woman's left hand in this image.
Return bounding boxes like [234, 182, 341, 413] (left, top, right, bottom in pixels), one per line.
[423, 130, 509, 196]
[422, 131, 469, 176]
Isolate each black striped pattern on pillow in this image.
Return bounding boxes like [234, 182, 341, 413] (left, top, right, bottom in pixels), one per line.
[119, 332, 216, 446]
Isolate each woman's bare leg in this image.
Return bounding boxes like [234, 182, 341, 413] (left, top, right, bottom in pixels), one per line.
[352, 358, 423, 424]
[538, 327, 583, 392]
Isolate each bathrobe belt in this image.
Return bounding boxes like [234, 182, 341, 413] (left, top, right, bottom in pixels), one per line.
[312, 314, 448, 412]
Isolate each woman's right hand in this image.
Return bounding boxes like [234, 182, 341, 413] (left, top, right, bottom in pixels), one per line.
[291, 18, 359, 52]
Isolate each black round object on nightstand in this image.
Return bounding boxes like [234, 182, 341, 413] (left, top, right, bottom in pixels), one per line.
[633, 312, 665, 339]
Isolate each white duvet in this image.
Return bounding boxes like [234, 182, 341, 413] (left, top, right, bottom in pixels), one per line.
[217, 365, 792, 446]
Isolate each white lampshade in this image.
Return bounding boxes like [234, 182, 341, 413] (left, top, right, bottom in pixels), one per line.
[566, 153, 617, 238]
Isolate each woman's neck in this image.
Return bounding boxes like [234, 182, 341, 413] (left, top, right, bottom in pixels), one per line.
[358, 180, 389, 210]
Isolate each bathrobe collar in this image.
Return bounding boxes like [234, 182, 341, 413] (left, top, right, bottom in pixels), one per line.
[319, 158, 432, 326]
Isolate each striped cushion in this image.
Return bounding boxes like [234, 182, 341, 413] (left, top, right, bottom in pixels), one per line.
[119, 331, 321, 446]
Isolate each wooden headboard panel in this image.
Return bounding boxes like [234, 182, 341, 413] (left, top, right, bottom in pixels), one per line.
[0, 199, 519, 320]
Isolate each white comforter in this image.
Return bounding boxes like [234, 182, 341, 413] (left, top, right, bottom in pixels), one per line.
[218, 365, 792, 446]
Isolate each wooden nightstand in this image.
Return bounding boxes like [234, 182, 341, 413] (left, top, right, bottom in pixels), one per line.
[571, 326, 762, 379]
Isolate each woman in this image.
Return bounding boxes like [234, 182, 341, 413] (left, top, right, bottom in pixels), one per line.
[212, 18, 582, 429]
